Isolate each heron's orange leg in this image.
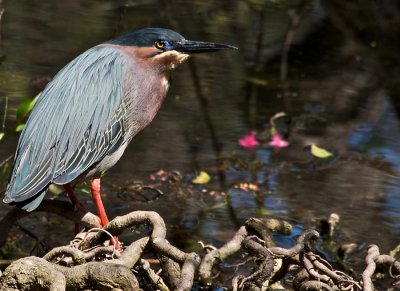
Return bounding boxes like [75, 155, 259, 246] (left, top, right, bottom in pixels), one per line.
[91, 177, 119, 249]
[90, 177, 109, 225]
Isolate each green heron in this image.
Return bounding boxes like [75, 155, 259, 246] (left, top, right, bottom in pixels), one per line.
[3, 28, 236, 227]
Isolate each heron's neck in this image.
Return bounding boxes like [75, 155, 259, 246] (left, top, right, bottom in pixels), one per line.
[122, 60, 171, 142]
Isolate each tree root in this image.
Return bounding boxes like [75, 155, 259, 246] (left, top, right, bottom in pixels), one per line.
[0, 209, 199, 290]
[0, 256, 139, 290]
[0, 209, 399, 290]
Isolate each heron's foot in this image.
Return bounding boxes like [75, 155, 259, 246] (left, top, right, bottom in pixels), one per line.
[113, 236, 120, 250]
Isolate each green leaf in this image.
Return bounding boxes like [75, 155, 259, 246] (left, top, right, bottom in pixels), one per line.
[16, 99, 32, 121]
[0, 132, 4, 141]
[1, 162, 10, 182]
[28, 93, 40, 111]
[0, 55, 6, 65]
[16, 93, 40, 121]
[15, 124, 25, 132]
[80, 188, 90, 194]
[311, 144, 333, 159]
[192, 171, 211, 184]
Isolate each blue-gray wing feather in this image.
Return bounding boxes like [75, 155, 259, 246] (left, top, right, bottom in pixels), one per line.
[4, 45, 129, 205]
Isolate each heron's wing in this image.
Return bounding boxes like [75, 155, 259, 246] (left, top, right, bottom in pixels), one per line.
[53, 103, 127, 184]
[5, 45, 129, 205]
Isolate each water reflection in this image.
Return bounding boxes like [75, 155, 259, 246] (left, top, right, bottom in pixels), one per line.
[0, 0, 399, 266]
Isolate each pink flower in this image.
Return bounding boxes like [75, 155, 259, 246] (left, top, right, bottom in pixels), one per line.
[268, 132, 289, 148]
[239, 131, 259, 150]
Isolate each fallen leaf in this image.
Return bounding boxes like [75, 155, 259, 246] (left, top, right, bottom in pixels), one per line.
[311, 144, 333, 158]
[209, 202, 227, 210]
[234, 182, 259, 191]
[192, 171, 211, 184]
[149, 169, 170, 181]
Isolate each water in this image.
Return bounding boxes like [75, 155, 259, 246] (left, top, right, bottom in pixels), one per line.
[0, 0, 399, 270]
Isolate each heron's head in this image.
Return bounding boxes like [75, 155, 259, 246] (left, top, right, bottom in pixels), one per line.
[105, 28, 236, 72]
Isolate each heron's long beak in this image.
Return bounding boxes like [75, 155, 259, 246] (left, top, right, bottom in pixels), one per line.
[174, 40, 237, 53]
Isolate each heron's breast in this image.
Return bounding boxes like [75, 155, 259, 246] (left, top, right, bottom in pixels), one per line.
[123, 66, 170, 139]
[140, 72, 170, 122]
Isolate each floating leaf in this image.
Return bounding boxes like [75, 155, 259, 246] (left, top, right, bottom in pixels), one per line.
[192, 171, 211, 184]
[15, 124, 25, 132]
[246, 77, 268, 86]
[258, 208, 272, 216]
[311, 144, 333, 158]
[0, 132, 4, 141]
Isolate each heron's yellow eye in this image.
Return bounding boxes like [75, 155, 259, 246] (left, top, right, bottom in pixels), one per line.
[155, 40, 165, 50]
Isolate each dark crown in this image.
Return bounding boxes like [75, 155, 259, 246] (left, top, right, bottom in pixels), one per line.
[106, 28, 185, 47]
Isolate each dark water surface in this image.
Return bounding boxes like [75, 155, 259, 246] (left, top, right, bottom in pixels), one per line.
[0, 0, 400, 270]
